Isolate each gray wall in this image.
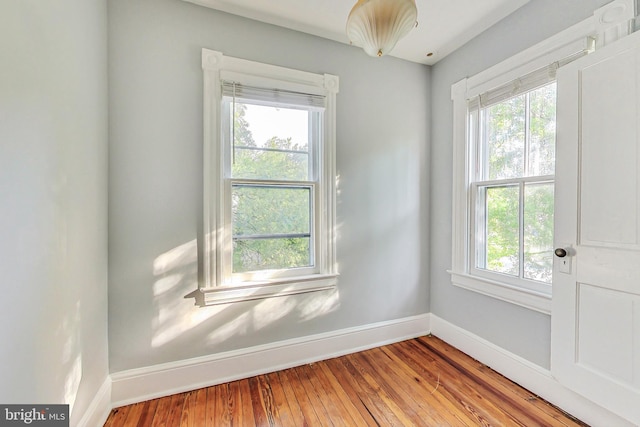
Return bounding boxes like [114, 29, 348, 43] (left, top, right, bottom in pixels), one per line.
[430, 0, 611, 368]
[108, 0, 430, 372]
[0, 0, 109, 424]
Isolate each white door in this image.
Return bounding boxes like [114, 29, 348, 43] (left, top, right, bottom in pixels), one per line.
[552, 30, 640, 425]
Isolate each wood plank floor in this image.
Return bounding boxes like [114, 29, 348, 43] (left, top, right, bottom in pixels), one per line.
[104, 336, 588, 426]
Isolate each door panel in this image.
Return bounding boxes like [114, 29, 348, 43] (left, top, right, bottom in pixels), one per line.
[577, 283, 636, 385]
[579, 46, 640, 249]
[552, 30, 640, 425]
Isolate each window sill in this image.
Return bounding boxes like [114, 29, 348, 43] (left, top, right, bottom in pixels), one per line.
[448, 271, 551, 315]
[200, 274, 338, 306]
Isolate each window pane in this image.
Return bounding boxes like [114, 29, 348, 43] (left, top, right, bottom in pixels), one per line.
[233, 237, 311, 273]
[480, 185, 520, 276]
[232, 185, 310, 237]
[232, 184, 312, 273]
[524, 183, 554, 283]
[528, 83, 556, 176]
[231, 102, 312, 181]
[485, 95, 526, 180]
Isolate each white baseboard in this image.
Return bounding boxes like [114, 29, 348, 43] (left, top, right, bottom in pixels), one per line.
[430, 314, 635, 427]
[110, 312, 630, 426]
[75, 376, 112, 427]
[111, 313, 430, 407]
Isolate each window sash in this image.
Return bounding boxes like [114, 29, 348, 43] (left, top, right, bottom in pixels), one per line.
[470, 176, 554, 292]
[227, 179, 318, 281]
[471, 82, 557, 181]
[221, 98, 321, 182]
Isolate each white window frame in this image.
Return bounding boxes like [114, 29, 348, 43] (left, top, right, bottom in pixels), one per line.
[201, 49, 339, 305]
[448, 12, 610, 314]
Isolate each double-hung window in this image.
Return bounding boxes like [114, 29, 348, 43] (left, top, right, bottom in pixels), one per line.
[469, 82, 557, 289]
[201, 50, 339, 305]
[449, 31, 594, 313]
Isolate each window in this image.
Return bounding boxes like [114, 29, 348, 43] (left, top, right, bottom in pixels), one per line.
[223, 85, 321, 279]
[469, 83, 556, 289]
[201, 50, 339, 305]
[449, 27, 595, 314]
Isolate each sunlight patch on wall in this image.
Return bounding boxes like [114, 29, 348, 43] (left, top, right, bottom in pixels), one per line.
[153, 274, 184, 296]
[152, 239, 342, 349]
[153, 239, 197, 276]
[297, 288, 340, 321]
[205, 288, 340, 346]
[205, 311, 251, 346]
[152, 303, 225, 348]
[251, 294, 298, 330]
[152, 239, 210, 348]
[64, 355, 82, 412]
[60, 302, 82, 412]
[204, 296, 297, 346]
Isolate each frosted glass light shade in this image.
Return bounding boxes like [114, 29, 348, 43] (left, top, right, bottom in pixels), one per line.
[346, 0, 418, 57]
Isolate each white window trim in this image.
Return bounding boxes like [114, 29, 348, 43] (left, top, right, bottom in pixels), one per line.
[201, 49, 339, 305]
[449, 1, 636, 314]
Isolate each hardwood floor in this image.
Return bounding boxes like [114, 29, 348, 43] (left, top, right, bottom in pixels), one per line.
[104, 336, 587, 426]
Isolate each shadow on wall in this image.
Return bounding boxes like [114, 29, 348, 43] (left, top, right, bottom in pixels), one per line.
[149, 239, 341, 349]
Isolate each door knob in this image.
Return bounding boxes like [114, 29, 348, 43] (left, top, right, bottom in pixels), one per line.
[554, 248, 567, 258]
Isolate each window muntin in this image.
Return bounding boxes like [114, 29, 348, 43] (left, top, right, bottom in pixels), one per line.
[470, 82, 556, 287]
[223, 97, 321, 281]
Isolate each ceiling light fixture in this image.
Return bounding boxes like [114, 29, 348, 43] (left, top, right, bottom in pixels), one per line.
[346, 0, 418, 58]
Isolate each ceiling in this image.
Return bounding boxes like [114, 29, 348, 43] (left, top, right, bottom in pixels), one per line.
[184, 0, 530, 65]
